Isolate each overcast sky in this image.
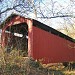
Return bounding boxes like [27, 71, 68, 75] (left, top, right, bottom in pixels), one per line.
[0, 0, 74, 29]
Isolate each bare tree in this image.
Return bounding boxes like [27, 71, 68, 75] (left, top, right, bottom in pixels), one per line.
[0, 0, 75, 38]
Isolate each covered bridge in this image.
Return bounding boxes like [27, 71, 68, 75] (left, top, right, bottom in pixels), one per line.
[0, 14, 75, 64]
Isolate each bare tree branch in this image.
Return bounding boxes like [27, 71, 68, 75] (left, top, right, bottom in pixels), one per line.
[37, 15, 74, 19]
[0, 4, 27, 15]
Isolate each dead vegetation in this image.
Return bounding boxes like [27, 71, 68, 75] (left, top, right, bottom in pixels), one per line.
[0, 48, 75, 75]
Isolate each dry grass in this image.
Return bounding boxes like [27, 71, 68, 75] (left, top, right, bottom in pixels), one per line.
[0, 48, 75, 75]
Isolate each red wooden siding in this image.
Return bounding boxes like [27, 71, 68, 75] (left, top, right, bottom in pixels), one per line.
[1, 16, 28, 47]
[1, 14, 75, 64]
[33, 26, 75, 63]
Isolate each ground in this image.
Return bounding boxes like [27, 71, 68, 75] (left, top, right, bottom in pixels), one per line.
[0, 48, 75, 75]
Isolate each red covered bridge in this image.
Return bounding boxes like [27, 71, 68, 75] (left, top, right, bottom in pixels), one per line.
[0, 14, 75, 64]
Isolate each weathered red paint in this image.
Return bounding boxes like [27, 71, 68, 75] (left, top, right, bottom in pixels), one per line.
[2, 16, 28, 47]
[1, 15, 33, 57]
[33, 26, 75, 63]
[1, 14, 75, 64]
[27, 20, 33, 57]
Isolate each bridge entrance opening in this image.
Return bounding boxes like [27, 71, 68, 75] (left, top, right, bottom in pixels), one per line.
[5, 23, 28, 56]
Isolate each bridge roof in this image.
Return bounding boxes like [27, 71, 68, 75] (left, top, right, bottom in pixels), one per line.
[0, 14, 75, 43]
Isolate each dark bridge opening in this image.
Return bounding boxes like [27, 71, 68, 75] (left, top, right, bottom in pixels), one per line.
[5, 23, 28, 56]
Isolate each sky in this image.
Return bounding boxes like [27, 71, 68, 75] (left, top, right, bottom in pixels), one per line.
[0, 0, 74, 29]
